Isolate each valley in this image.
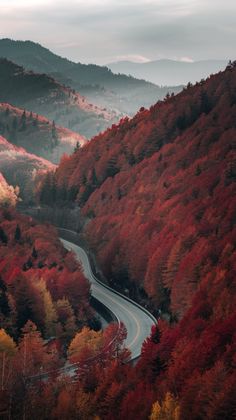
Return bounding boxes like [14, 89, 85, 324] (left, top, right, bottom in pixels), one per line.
[61, 234, 156, 360]
[0, 19, 235, 419]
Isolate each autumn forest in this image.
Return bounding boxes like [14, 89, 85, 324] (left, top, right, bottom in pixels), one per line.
[0, 2, 235, 418]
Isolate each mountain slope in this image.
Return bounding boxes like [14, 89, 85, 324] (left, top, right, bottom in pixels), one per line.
[108, 59, 228, 86]
[0, 207, 93, 338]
[0, 39, 182, 115]
[35, 63, 236, 419]
[0, 58, 117, 138]
[0, 135, 55, 203]
[40, 63, 236, 320]
[0, 172, 18, 207]
[0, 103, 86, 163]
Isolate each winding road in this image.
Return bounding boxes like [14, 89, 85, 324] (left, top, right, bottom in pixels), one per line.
[61, 237, 156, 361]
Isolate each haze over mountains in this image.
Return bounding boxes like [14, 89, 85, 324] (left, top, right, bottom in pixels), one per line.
[0, 103, 86, 164]
[0, 58, 117, 139]
[0, 135, 55, 202]
[108, 59, 228, 86]
[0, 39, 182, 115]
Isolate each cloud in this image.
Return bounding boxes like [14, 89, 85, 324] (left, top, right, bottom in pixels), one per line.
[110, 55, 151, 63]
[0, 0, 235, 64]
[180, 57, 194, 63]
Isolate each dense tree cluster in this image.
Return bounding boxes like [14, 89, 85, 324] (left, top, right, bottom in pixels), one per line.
[0, 208, 137, 418]
[0, 319, 130, 419]
[0, 209, 93, 340]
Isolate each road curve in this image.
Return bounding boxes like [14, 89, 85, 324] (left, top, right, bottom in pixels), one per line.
[60, 237, 156, 360]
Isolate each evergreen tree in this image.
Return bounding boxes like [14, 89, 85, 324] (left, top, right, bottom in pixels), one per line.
[91, 168, 98, 186]
[20, 110, 26, 131]
[195, 164, 202, 176]
[14, 224, 21, 242]
[12, 275, 34, 332]
[39, 173, 54, 205]
[32, 246, 38, 259]
[74, 141, 81, 152]
[33, 115, 38, 127]
[0, 227, 8, 245]
[51, 120, 58, 144]
[0, 277, 10, 316]
[12, 117, 18, 130]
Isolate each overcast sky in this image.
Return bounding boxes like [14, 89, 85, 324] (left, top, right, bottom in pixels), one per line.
[0, 0, 235, 64]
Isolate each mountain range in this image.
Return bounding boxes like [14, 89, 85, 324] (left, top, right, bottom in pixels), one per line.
[108, 59, 228, 86]
[0, 39, 182, 115]
[0, 58, 117, 139]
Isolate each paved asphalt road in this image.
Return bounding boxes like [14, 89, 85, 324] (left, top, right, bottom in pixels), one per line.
[61, 238, 156, 360]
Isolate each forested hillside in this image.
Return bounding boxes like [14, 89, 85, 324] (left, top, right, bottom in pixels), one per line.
[0, 135, 55, 203]
[0, 103, 86, 163]
[0, 209, 93, 339]
[0, 59, 117, 138]
[0, 206, 130, 419]
[37, 63, 236, 419]
[41, 63, 236, 316]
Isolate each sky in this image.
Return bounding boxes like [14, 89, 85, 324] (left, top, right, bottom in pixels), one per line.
[0, 0, 235, 64]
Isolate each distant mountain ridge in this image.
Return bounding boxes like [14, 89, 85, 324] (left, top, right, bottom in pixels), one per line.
[0, 39, 183, 115]
[0, 58, 117, 138]
[107, 58, 228, 86]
